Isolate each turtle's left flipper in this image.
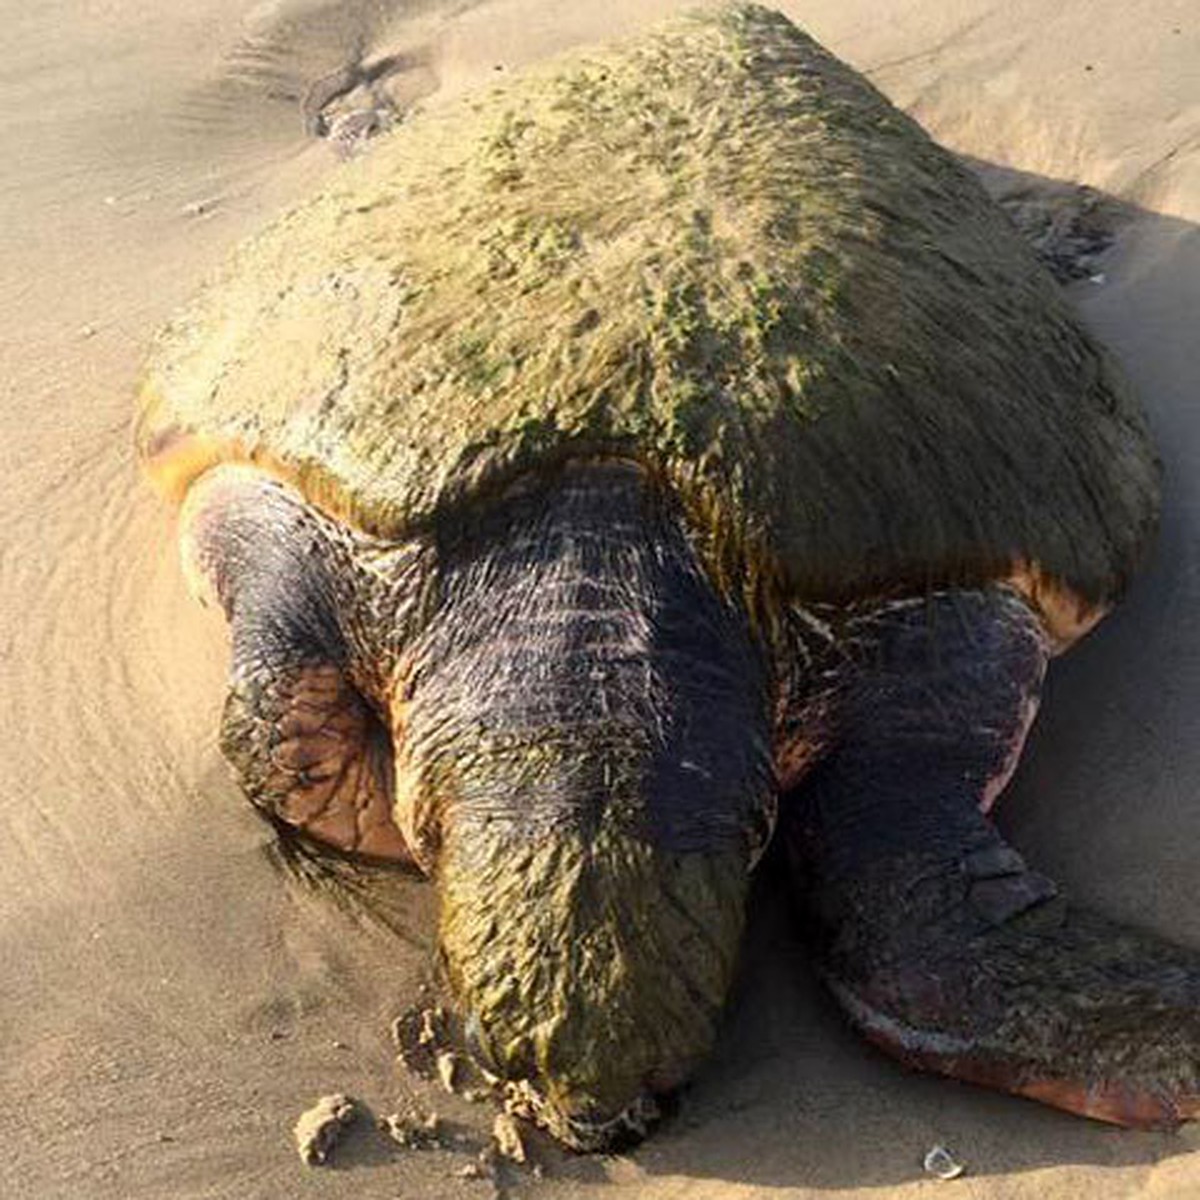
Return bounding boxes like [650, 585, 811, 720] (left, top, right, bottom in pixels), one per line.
[180, 466, 417, 866]
[783, 586, 1200, 1129]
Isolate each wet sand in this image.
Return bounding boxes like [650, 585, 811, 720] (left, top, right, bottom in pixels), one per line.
[2, 1, 1198, 1196]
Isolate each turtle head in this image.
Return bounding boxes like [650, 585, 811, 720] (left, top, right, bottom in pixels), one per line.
[439, 819, 752, 1148]
[400, 462, 772, 1149]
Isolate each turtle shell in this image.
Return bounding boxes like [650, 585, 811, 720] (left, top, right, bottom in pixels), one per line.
[137, 3, 1159, 611]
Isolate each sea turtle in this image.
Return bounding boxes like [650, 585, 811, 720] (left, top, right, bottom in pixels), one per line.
[136, 3, 1198, 1152]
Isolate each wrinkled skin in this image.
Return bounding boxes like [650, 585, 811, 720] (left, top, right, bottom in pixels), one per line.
[180, 458, 1200, 1149]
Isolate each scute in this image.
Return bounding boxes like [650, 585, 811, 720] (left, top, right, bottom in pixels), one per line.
[137, 3, 1159, 611]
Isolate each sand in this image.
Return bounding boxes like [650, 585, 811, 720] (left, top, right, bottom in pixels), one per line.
[1, 0, 1197, 1196]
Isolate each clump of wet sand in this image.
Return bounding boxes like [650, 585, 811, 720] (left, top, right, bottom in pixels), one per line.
[294, 1093, 357, 1166]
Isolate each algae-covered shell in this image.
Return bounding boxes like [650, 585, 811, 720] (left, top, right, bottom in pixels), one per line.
[137, 3, 1159, 610]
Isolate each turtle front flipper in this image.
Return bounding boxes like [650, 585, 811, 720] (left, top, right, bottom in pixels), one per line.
[180, 466, 417, 867]
[783, 586, 1200, 1129]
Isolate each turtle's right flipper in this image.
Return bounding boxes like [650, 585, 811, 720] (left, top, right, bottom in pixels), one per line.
[783, 586, 1200, 1128]
[180, 466, 417, 866]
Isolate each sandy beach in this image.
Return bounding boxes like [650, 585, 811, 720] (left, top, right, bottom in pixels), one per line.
[2, 1, 1198, 1196]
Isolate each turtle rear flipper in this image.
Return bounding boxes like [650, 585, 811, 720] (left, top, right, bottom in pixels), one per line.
[182, 466, 417, 867]
[784, 586, 1200, 1128]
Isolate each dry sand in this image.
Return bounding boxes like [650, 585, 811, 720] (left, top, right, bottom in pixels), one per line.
[1, 0, 1198, 1196]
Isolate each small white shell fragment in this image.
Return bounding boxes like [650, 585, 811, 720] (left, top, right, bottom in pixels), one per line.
[182, 197, 218, 217]
[923, 1144, 966, 1180]
[294, 1093, 356, 1166]
[436, 1049, 459, 1093]
[418, 1006, 442, 1045]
